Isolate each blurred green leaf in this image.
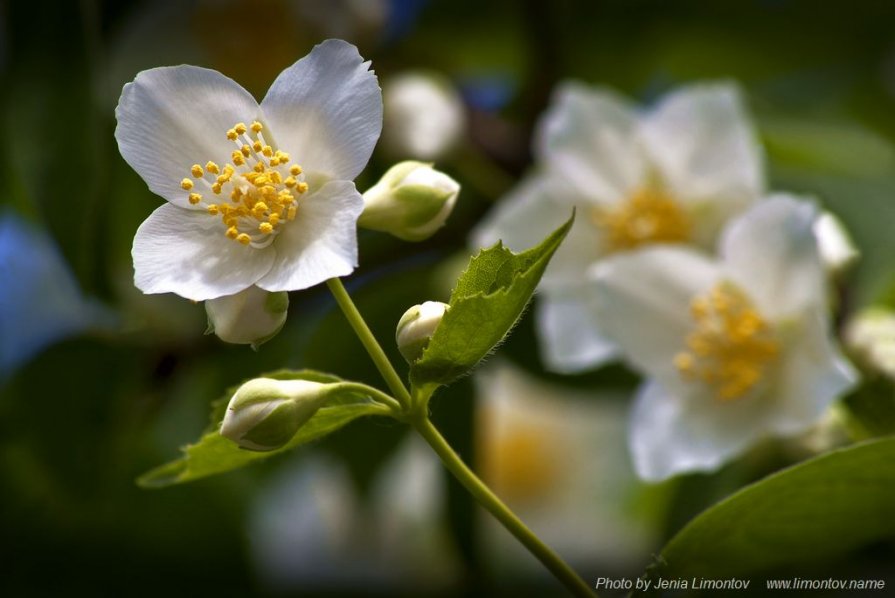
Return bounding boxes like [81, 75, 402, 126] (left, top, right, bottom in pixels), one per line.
[762, 117, 895, 178]
[409, 213, 573, 396]
[650, 437, 895, 579]
[843, 377, 895, 439]
[138, 370, 385, 487]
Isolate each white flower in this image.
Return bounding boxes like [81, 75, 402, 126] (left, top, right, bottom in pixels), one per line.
[473, 82, 765, 373]
[115, 39, 382, 301]
[382, 72, 464, 160]
[590, 195, 857, 481]
[475, 361, 657, 574]
[248, 439, 461, 592]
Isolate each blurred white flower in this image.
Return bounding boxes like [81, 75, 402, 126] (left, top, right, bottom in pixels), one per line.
[116, 39, 381, 301]
[845, 307, 895, 379]
[248, 438, 461, 592]
[476, 361, 659, 576]
[591, 195, 857, 481]
[205, 285, 288, 347]
[382, 72, 465, 160]
[813, 211, 859, 275]
[474, 82, 765, 373]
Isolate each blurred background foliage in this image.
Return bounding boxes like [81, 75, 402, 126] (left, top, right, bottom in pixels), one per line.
[2, 0, 895, 595]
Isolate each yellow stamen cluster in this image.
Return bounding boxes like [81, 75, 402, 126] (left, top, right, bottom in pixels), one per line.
[181, 121, 307, 247]
[674, 282, 779, 401]
[592, 188, 691, 253]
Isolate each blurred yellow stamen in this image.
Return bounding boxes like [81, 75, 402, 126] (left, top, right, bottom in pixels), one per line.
[675, 282, 779, 401]
[592, 187, 691, 253]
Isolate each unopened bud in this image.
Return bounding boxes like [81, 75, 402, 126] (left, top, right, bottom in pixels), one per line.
[396, 301, 449, 362]
[359, 161, 459, 241]
[221, 378, 332, 451]
[814, 212, 859, 276]
[205, 286, 288, 348]
[382, 72, 464, 160]
[845, 308, 895, 379]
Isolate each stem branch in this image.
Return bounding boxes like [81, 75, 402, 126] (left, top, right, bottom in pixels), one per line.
[326, 276, 595, 597]
[326, 278, 413, 408]
[413, 416, 596, 598]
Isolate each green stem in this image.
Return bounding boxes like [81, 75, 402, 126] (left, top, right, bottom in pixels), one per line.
[326, 277, 595, 597]
[326, 278, 413, 408]
[413, 416, 596, 598]
[337, 382, 404, 413]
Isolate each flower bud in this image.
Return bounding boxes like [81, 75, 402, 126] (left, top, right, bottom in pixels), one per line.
[396, 301, 449, 362]
[814, 212, 859, 276]
[205, 286, 289, 349]
[221, 378, 331, 451]
[360, 161, 460, 241]
[845, 308, 895, 379]
[382, 72, 464, 160]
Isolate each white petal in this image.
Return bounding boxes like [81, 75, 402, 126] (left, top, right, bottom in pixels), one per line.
[589, 247, 721, 381]
[132, 204, 274, 301]
[771, 309, 858, 433]
[257, 180, 363, 291]
[720, 194, 826, 319]
[630, 380, 768, 481]
[115, 66, 260, 209]
[470, 174, 600, 287]
[641, 82, 764, 204]
[536, 291, 617, 373]
[814, 211, 860, 275]
[535, 82, 645, 204]
[261, 39, 382, 181]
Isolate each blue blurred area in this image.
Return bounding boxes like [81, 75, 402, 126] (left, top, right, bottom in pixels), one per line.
[0, 211, 112, 380]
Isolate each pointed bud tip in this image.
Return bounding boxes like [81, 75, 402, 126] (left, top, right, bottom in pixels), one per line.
[396, 301, 449, 363]
[220, 378, 331, 451]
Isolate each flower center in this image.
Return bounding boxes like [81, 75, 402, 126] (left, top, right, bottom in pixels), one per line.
[591, 187, 691, 253]
[674, 282, 779, 401]
[179, 121, 308, 248]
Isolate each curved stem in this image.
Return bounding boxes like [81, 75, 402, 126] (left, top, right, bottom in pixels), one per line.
[413, 416, 596, 598]
[326, 278, 413, 408]
[326, 276, 595, 597]
[336, 382, 404, 414]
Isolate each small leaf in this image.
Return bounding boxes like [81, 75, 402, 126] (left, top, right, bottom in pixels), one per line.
[410, 213, 573, 394]
[139, 370, 386, 487]
[650, 437, 895, 579]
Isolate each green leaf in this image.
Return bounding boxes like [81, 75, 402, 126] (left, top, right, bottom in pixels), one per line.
[409, 212, 574, 394]
[651, 437, 895, 579]
[138, 370, 385, 488]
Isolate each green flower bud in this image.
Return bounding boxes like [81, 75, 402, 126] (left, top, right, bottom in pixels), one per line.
[845, 308, 895, 380]
[220, 378, 331, 451]
[205, 286, 289, 349]
[396, 301, 449, 363]
[359, 161, 459, 241]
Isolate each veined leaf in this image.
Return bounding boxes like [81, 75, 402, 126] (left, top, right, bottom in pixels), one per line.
[138, 370, 387, 487]
[651, 437, 895, 579]
[409, 213, 573, 395]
